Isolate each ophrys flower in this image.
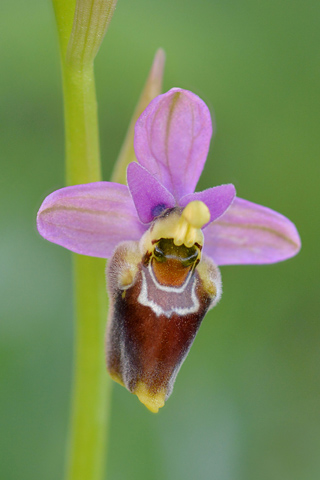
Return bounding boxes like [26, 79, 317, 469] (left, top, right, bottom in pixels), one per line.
[37, 88, 301, 412]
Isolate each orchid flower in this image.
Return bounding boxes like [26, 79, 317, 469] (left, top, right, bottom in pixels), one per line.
[37, 88, 301, 412]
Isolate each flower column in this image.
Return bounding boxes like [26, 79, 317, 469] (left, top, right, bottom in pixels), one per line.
[51, 1, 117, 480]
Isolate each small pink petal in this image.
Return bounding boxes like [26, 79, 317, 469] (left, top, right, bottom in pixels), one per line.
[127, 163, 176, 223]
[37, 182, 145, 258]
[180, 184, 236, 226]
[134, 88, 213, 200]
[203, 197, 301, 265]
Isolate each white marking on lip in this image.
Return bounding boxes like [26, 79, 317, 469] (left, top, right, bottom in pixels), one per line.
[137, 268, 199, 318]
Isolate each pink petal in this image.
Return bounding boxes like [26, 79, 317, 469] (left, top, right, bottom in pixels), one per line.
[127, 162, 176, 223]
[180, 184, 236, 226]
[37, 182, 145, 258]
[203, 197, 301, 265]
[134, 88, 213, 200]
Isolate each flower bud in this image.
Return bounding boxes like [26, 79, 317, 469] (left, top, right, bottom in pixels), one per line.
[67, 0, 118, 68]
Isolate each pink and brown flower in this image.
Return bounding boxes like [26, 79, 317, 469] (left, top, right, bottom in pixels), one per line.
[37, 88, 301, 412]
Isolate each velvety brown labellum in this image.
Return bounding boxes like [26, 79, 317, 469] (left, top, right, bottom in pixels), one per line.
[106, 239, 220, 412]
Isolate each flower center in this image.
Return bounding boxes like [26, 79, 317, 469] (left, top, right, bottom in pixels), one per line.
[173, 200, 210, 247]
[140, 200, 210, 255]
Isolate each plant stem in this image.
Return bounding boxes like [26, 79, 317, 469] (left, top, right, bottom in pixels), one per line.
[69, 254, 110, 480]
[52, 1, 112, 479]
[63, 64, 102, 185]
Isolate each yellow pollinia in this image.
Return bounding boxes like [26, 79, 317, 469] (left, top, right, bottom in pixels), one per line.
[141, 200, 210, 254]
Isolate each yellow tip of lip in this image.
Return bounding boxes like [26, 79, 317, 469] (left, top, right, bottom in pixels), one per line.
[134, 383, 166, 413]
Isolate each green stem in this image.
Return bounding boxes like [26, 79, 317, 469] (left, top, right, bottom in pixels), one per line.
[63, 64, 102, 185]
[52, 1, 112, 479]
[69, 254, 111, 480]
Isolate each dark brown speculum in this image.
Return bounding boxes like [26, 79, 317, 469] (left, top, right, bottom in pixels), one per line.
[106, 238, 219, 412]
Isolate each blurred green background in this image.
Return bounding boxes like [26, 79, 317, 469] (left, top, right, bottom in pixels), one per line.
[1, 0, 319, 479]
